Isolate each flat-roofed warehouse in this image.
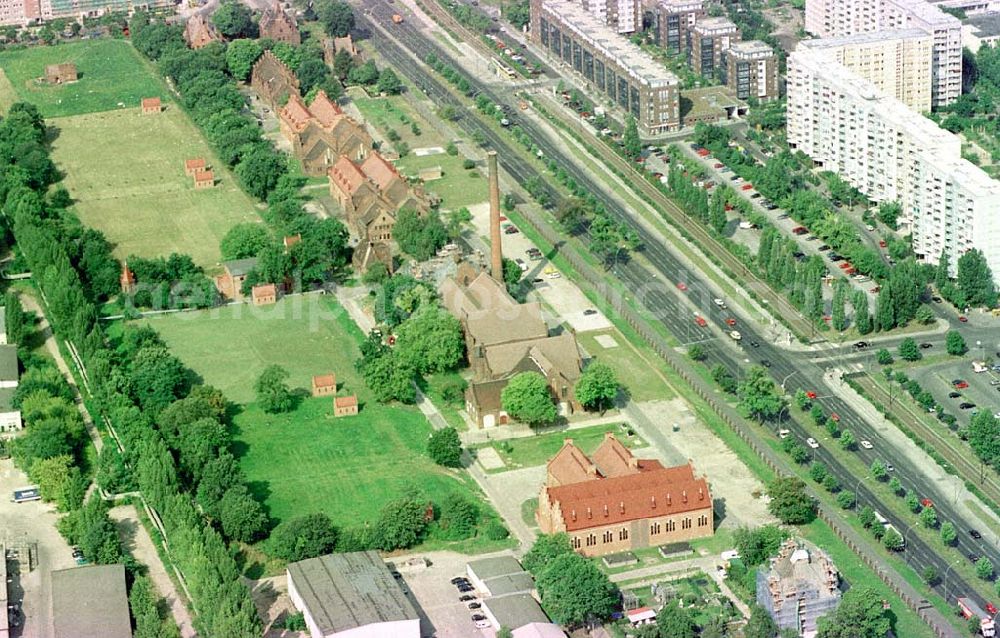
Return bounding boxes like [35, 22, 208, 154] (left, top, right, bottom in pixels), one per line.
[50, 564, 131, 638]
[287, 551, 421, 638]
[531, 0, 681, 135]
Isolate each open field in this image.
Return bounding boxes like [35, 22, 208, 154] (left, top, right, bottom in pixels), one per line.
[50, 108, 260, 268]
[0, 39, 167, 117]
[472, 422, 645, 472]
[577, 330, 677, 403]
[142, 296, 500, 530]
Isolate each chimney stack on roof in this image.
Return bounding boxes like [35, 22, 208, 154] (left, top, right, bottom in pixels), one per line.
[488, 151, 503, 282]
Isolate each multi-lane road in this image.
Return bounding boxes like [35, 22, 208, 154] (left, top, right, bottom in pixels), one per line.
[357, 0, 995, 612]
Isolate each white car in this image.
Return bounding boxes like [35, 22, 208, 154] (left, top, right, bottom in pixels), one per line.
[806, 437, 819, 449]
[729, 331, 742, 341]
[475, 620, 491, 629]
[713, 298, 726, 307]
[778, 429, 790, 439]
[860, 440, 873, 450]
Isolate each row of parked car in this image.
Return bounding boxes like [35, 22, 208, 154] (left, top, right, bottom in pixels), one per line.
[451, 577, 490, 629]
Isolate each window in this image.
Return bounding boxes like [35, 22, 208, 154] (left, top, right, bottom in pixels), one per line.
[603, 530, 613, 544]
[666, 520, 676, 532]
[698, 515, 708, 527]
[572, 536, 581, 549]
[586, 534, 596, 547]
[619, 528, 629, 541]
[650, 522, 661, 535]
[682, 518, 692, 530]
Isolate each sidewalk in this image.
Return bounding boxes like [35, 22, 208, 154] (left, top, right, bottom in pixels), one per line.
[460, 412, 624, 445]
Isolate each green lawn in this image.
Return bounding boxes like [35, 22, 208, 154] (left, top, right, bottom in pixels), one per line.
[473, 422, 645, 472]
[50, 107, 260, 268]
[142, 296, 501, 532]
[0, 39, 168, 117]
[577, 330, 677, 403]
[396, 152, 488, 210]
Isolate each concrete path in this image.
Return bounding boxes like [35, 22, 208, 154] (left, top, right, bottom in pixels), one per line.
[460, 412, 624, 446]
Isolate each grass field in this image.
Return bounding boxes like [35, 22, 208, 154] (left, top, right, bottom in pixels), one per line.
[474, 423, 645, 472]
[0, 39, 168, 117]
[50, 108, 260, 268]
[142, 296, 499, 529]
[577, 330, 677, 403]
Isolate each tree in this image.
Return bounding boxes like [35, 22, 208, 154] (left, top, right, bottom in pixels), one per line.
[394, 304, 464, 374]
[438, 493, 479, 539]
[888, 476, 903, 495]
[976, 556, 996, 581]
[853, 289, 872, 334]
[427, 427, 462, 468]
[130, 574, 165, 638]
[831, 280, 847, 331]
[688, 345, 705, 361]
[898, 338, 921, 361]
[360, 351, 416, 404]
[32, 455, 84, 511]
[905, 494, 921, 513]
[377, 68, 403, 95]
[794, 389, 812, 410]
[218, 484, 268, 543]
[5, 291, 26, 345]
[836, 491, 856, 509]
[374, 495, 429, 550]
[941, 521, 957, 546]
[967, 411, 1000, 468]
[767, 476, 817, 524]
[882, 527, 903, 551]
[870, 458, 887, 481]
[317, 0, 355, 37]
[734, 525, 788, 567]
[745, 605, 780, 638]
[501, 372, 556, 425]
[347, 60, 380, 86]
[956, 248, 996, 308]
[555, 197, 589, 232]
[497, 628, 514, 638]
[523, 533, 573, 576]
[575, 362, 619, 412]
[922, 565, 938, 585]
[220, 222, 270, 260]
[267, 513, 338, 561]
[235, 146, 287, 201]
[536, 552, 619, 626]
[709, 187, 727, 234]
[623, 115, 641, 159]
[876, 349, 893, 365]
[212, 0, 255, 37]
[920, 505, 938, 529]
[946, 330, 968, 355]
[839, 429, 856, 450]
[712, 364, 737, 394]
[255, 365, 294, 413]
[225, 38, 262, 81]
[394, 209, 448, 261]
[654, 604, 696, 638]
[738, 366, 786, 422]
[859, 505, 877, 529]
[817, 587, 891, 638]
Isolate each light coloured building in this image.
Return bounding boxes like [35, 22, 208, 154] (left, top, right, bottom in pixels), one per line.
[787, 45, 1000, 279]
[803, 0, 961, 106]
[725, 40, 779, 101]
[930, 0, 1000, 15]
[756, 539, 841, 636]
[688, 16, 739, 79]
[581, 0, 640, 33]
[649, 0, 705, 54]
[50, 564, 132, 638]
[531, 0, 681, 135]
[797, 30, 933, 112]
[963, 11, 1000, 50]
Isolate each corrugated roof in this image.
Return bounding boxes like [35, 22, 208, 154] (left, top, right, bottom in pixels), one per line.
[287, 551, 419, 634]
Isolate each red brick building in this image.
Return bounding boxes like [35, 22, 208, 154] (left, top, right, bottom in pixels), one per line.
[184, 14, 222, 49]
[193, 169, 214, 189]
[184, 158, 206, 176]
[278, 91, 372, 177]
[141, 97, 161, 115]
[251, 50, 300, 109]
[252, 284, 277, 306]
[536, 434, 714, 557]
[259, 0, 300, 45]
[334, 395, 358, 417]
[312, 374, 337, 397]
[120, 262, 136, 295]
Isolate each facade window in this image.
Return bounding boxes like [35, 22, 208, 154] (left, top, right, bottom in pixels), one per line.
[572, 536, 581, 549]
[682, 518, 692, 530]
[586, 534, 597, 547]
[666, 520, 676, 532]
[698, 515, 708, 527]
[650, 522, 661, 535]
[619, 528, 629, 541]
[603, 530, 613, 543]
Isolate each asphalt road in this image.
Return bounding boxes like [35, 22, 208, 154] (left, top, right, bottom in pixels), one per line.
[357, 0, 994, 611]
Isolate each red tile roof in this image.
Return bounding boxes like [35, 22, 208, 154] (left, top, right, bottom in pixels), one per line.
[335, 395, 358, 408]
[185, 158, 206, 171]
[193, 169, 214, 183]
[546, 440, 599, 486]
[545, 463, 710, 531]
[141, 97, 161, 109]
[279, 93, 313, 133]
[329, 155, 367, 195]
[360, 152, 400, 192]
[308, 90, 344, 128]
[313, 374, 336, 388]
[252, 283, 276, 298]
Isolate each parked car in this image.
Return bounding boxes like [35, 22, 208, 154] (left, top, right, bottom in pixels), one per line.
[948, 391, 962, 398]
[760, 359, 772, 367]
[468, 602, 482, 610]
[792, 226, 808, 235]
[778, 429, 790, 439]
[920, 498, 934, 508]
[729, 331, 742, 341]
[960, 402, 976, 410]
[959, 315, 968, 322]
[583, 309, 598, 316]
[749, 340, 760, 348]
[853, 341, 869, 350]
[725, 318, 737, 327]
[676, 282, 688, 291]
[806, 391, 817, 399]
[818, 244, 831, 252]
[475, 620, 491, 629]
[713, 298, 727, 308]
[459, 595, 476, 602]
[919, 342, 933, 349]
[471, 614, 487, 621]
[806, 438, 819, 449]
[451, 577, 469, 585]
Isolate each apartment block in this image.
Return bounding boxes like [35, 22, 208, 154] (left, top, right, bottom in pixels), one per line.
[647, 0, 704, 54]
[787, 45, 1000, 279]
[688, 16, 739, 79]
[0, 0, 40, 25]
[797, 30, 933, 112]
[581, 0, 641, 33]
[533, 0, 681, 135]
[803, 0, 961, 107]
[930, 0, 1000, 15]
[963, 12, 1000, 51]
[725, 40, 779, 101]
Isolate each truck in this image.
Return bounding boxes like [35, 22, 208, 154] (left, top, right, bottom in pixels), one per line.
[958, 597, 996, 637]
[11, 486, 41, 503]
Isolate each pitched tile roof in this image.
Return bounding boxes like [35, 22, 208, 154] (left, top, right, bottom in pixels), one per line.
[313, 374, 336, 388]
[360, 152, 400, 192]
[335, 395, 358, 408]
[141, 97, 161, 109]
[279, 93, 313, 133]
[481, 331, 582, 380]
[252, 283, 277, 298]
[185, 158, 206, 171]
[193, 169, 214, 183]
[309, 90, 345, 127]
[546, 440, 600, 486]
[329, 155, 367, 195]
[544, 461, 710, 531]
[591, 432, 656, 478]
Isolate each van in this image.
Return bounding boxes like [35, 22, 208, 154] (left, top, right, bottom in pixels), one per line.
[974, 361, 989, 373]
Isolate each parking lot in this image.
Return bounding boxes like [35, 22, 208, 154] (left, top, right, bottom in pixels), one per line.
[0, 458, 77, 638]
[911, 358, 1000, 427]
[390, 550, 516, 638]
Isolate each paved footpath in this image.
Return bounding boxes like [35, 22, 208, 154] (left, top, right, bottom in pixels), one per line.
[18, 292, 197, 638]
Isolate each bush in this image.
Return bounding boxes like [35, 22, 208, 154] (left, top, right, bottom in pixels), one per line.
[462, 159, 476, 170]
[483, 518, 510, 540]
[427, 427, 462, 468]
[836, 491, 856, 509]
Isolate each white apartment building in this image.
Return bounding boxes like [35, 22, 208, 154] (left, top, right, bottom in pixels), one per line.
[804, 0, 961, 106]
[963, 12, 1000, 51]
[788, 46, 1000, 280]
[581, 0, 640, 33]
[930, 0, 1000, 15]
[797, 30, 933, 112]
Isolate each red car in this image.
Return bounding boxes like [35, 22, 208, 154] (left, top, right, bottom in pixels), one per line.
[830, 412, 840, 422]
[677, 282, 688, 291]
[695, 316, 708, 327]
[697, 148, 710, 157]
[806, 391, 817, 399]
[713, 162, 724, 168]
[741, 183, 753, 191]
[839, 262, 852, 270]
[920, 498, 934, 508]
[987, 603, 998, 615]
[955, 381, 970, 390]
[725, 318, 737, 327]
[959, 315, 968, 323]
[792, 226, 808, 235]
[879, 240, 887, 248]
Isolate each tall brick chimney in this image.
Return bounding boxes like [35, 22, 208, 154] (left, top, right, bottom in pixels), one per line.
[488, 151, 503, 282]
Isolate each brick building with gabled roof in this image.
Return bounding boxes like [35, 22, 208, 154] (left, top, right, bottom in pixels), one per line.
[45, 62, 77, 84]
[438, 271, 583, 427]
[259, 0, 300, 45]
[252, 283, 277, 305]
[537, 434, 713, 556]
[184, 158, 206, 176]
[184, 13, 222, 49]
[193, 169, 214, 189]
[251, 50, 300, 109]
[278, 91, 372, 177]
[334, 395, 358, 417]
[312, 374, 336, 397]
[141, 97, 161, 114]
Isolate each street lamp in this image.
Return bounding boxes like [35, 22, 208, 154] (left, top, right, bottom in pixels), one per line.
[853, 476, 867, 506]
[943, 559, 963, 599]
[977, 340, 984, 362]
[780, 371, 797, 393]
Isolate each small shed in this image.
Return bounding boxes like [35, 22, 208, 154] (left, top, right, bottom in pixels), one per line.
[312, 374, 337, 397]
[45, 63, 77, 84]
[283, 234, 302, 251]
[334, 395, 358, 417]
[141, 97, 161, 115]
[252, 284, 277, 306]
[184, 158, 206, 176]
[193, 169, 214, 189]
[627, 607, 657, 626]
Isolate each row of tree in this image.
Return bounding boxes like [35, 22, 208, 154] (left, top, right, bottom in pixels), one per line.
[0, 103, 261, 635]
